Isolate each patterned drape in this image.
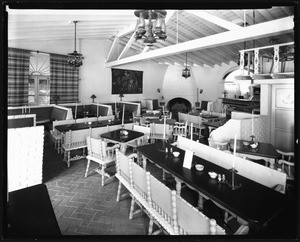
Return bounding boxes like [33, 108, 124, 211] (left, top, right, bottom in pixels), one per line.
[8, 48, 30, 106]
[50, 53, 79, 104]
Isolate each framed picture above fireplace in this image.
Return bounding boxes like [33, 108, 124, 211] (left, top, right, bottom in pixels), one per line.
[111, 68, 143, 94]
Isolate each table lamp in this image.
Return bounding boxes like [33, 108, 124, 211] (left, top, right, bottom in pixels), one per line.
[90, 94, 96, 103]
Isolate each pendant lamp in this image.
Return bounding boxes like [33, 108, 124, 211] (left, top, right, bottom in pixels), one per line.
[67, 21, 84, 68]
[182, 53, 191, 78]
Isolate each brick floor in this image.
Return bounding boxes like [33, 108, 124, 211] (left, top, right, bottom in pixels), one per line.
[43, 131, 155, 235]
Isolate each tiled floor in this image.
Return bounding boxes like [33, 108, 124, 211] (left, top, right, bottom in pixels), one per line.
[43, 132, 151, 235]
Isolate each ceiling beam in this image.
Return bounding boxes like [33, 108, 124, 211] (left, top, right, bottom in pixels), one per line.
[117, 32, 135, 60]
[105, 16, 293, 67]
[186, 10, 243, 31]
[106, 36, 119, 62]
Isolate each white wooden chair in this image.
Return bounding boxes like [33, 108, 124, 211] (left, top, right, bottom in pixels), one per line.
[174, 191, 225, 235]
[50, 120, 63, 154]
[276, 149, 294, 181]
[172, 122, 187, 142]
[61, 129, 89, 167]
[128, 157, 151, 220]
[115, 150, 137, 202]
[150, 123, 171, 142]
[146, 172, 176, 235]
[127, 125, 150, 150]
[85, 137, 119, 186]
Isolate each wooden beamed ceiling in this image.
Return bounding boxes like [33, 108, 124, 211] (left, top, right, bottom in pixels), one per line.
[7, 7, 294, 68]
[105, 7, 294, 68]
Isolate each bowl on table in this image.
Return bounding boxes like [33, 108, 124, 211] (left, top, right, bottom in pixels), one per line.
[243, 141, 250, 146]
[208, 171, 218, 179]
[195, 164, 204, 171]
[173, 151, 180, 157]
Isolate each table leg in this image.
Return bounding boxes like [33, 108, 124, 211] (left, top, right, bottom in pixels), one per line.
[269, 158, 275, 169]
[198, 194, 204, 210]
[142, 155, 147, 170]
[120, 143, 127, 154]
[174, 177, 182, 196]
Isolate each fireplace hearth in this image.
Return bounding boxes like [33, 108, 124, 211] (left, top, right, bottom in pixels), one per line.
[167, 98, 192, 121]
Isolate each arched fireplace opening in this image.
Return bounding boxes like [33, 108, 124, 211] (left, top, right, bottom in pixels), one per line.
[167, 98, 192, 121]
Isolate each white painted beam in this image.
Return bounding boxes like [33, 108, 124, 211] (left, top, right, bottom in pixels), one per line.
[105, 16, 293, 67]
[106, 36, 119, 62]
[186, 10, 243, 30]
[117, 32, 135, 60]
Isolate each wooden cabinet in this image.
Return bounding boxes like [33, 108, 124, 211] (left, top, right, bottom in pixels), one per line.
[271, 84, 294, 152]
[28, 75, 50, 105]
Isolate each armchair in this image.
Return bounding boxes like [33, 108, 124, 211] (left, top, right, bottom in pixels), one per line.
[85, 137, 119, 186]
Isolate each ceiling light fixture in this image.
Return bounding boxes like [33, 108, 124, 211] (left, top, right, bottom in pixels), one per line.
[134, 10, 167, 47]
[67, 21, 84, 68]
[182, 53, 191, 78]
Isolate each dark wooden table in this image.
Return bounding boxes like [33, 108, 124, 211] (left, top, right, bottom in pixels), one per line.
[137, 141, 286, 232]
[55, 119, 130, 133]
[229, 139, 280, 169]
[101, 128, 144, 153]
[6, 184, 61, 238]
[200, 114, 219, 122]
[146, 118, 177, 125]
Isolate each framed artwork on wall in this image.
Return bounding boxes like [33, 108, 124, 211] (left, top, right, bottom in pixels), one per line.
[111, 68, 143, 94]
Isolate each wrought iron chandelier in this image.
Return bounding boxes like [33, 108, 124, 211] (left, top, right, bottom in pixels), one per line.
[134, 10, 167, 47]
[67, 21, 84, 68]
[182, 53, 191, 78]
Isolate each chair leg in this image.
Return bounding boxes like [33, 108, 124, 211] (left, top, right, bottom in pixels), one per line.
[148, 216, 154, 235]
[116, 181, 122, 202]
[57, 139, 61, 154]
[129, 197, 135, 219]
[101, 165, 105, 186]
[63, 150, 67, 162]
[67, 151, 71, 168]
[85, 159, 91, 178]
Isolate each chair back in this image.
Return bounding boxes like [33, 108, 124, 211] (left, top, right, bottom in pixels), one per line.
[276, 149, 294, 180]
[173, 122, 187, 137]
[150, 123, 171, 138]
[63, 129, 89, 146]
[147, 173, 175, 232]
[175, 192, 225, 235]
[129, 157, 149, 200]
[116, 149, 130, 182]
[133, 124, 151, 144]
[86, 136, 103, 160]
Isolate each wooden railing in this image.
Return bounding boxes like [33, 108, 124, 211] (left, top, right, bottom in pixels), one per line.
[238, 42, 294, 76]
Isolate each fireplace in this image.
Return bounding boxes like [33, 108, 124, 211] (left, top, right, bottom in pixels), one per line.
[167, 98, 192, 121]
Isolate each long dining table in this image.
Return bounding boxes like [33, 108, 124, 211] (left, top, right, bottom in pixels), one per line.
[55, 119, 130, 133]
[137, 141, 287, 233]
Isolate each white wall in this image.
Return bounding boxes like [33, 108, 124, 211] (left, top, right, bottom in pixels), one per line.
[9, 38, 168, 103]
[162, 65, 197, 106]
[9, 39, 235, 108]
[191, 62, 237, 112]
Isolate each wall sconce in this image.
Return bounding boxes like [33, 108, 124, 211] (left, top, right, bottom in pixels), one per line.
[90, 94, 96, 103]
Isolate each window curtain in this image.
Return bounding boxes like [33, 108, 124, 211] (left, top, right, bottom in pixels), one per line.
[50, 53, 79, 104]
[8, 48, 30, 106]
